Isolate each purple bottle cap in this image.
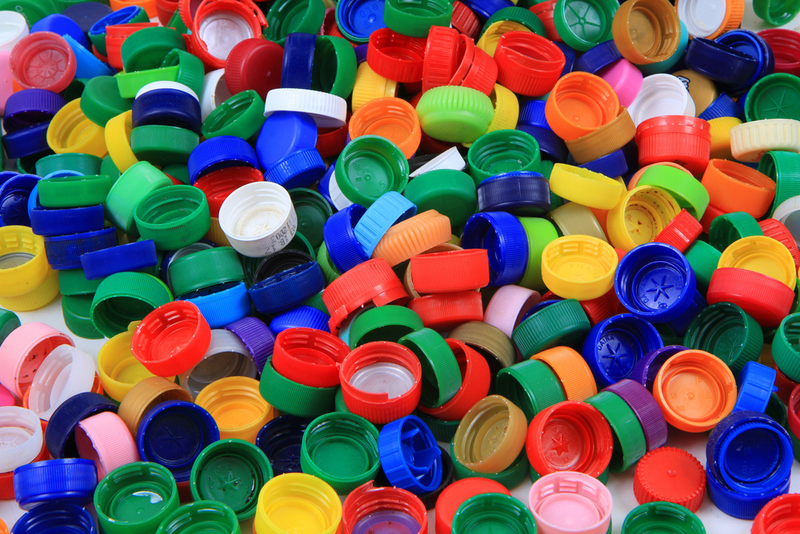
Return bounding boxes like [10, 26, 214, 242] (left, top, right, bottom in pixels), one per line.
[224, 316, 275, 373]
[352, 511, 421, 534]
[604, 378, 668, 451]
[630, 345, 687, 391]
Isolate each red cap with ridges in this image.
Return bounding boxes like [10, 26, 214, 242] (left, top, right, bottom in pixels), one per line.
[435, 478, 511, 534]
[700, 204, 727, 234]
[579, 288, 621, 325]
[654, 209, 703, 252]
[707, 267, 795, 329]
[449, 34, 476, 87]
[774, 364, 799, 404]
[194, 166, 265, 217]
[411, 249, 490, 293]
[407, 291, 484, 331]
[225, 38, 284, 98]
[422, 26, 460, 92]
[635, 115, 712, 177]
[317, 114, 350, 159]
[494, 31, 565, 97]
[633, 447, 706, 512]
[530, 1, 561, 42]
[451, 1, 480, 39]
[752, 493, 800, 534]
[366, 28, 426, 83]
[760, 218, 800, 269]
[460, 47, 498, 96]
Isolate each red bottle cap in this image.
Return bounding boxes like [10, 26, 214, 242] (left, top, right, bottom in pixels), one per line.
[579, 288, 621, 325]
[366, 28, 426, 83]
[339, 341, 422, 424]
[105, 23, 159, 71]
[156, 0, 179, 25]
[191, 0, 266, 70]
[460, 46, 497, 96]
[410, 249, 490, 293]
[699, 203, 727, 235]
[526, 400, 613, 480]
[494, 31, 565, 97]
[9, 32, 76, 94]
[344, 481, 428, 534]
[760, 218, 800, 269]
[435, 478, 511, 534]
[451, 1, 480, 39]
[707, 267, 795, 329]
[417, 339, 490, 421]
[194, 166, 265, 217]
[654, 209, 703, 252]
[449, 34, 476, 87]
[633, 446, 706, 512]
[774, 364, 799, 405]
[635, 115, 712, 177]
[787, 384, 800, 439]
[272, 327, 350, 388]
[322, 258, 410, 333]
[407, 291, 484, 331]
[317, 114, 350, 159]
[530, 0, 561, 42]
[422, 25, 461, 93]
[225, 38, 283, 98]
[752, 493, 800, 534]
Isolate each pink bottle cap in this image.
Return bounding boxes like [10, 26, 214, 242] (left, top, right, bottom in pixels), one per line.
[529, 471, 613, 534]
[0, 51, 12, 115]
[598, 59, 644, 108]
[0, 383, 13, 407]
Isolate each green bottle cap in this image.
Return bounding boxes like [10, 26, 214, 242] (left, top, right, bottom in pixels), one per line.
[402, 169, 477, 230]
[585, 391, 647, 473]
[452, 492, 537, 533]
[496, 359, 566, 423]
[745, 73, 800, 122]
[398, 328, 462, 408]
[133, 184, 211, 251]
[0, 0, 58, 25]
[684, 302, 763, 376]
[264, 0, 326, 46]
[621, 502, 705, 534]
[155, 501, 241, 534]
[90, 272, 173, 338]
[512, 298, 591, 358]
[467, 129, 541, 186]
[129, 125, 199, 166]
[312, 36, 358, 100]
[121, 26, 186, 73]
[190, 439, 273, 520]
[58, 268, 104, 296]
[759, 150, 800, 218]
[80, 76, 134, 128]
[708, 211, 763, 252]
[753, 0, 800, 28]
[161, 49, 205, 99]
[289, 188, 333, 251]
[684, 240, 720, 295]
[416, 86, 495, 144]
[35, 153, 102, 177]
[348, 305, 424, 348]
[161, 164, 191, 185]
[201, 89, 266, 140]
[0, 308, 20, 345]
[553, 0, 617, 52]
[383, 0, 453, 38]
[259, 356, 339, 418]
[335, 135, 410, 207]
[62, 294, 104, 339]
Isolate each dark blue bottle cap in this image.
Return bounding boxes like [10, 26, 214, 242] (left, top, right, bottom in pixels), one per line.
[88, 6, 143, 38]
[0, 174, 40, 227]
[255, 415, 311, 476]
[517, 99, 550, 130]
[32, 14, 90, 50]
[335, 0, 387, 42]
[80, 240, 158, 280]
[629, 345, 687, 391]
[63, 34, 115, 79]
[63, 2, 114, 36]
[707, 410, 792, 496]
[179, 281, 251, 329]
[30, 203, 105, 237]
[256, 111, 319, 172]
[2, 123, 51, 160]
[461, 211, 529, 286]
[515, 123, 568, 163]
[663, 289, 706, 336]
[3, 89, 66, 134]
[554, 42, 575, 77]
[281, 32, 316, 90]
[378, 415, 442, 495]
[705, 460, 789, 520]
[10, 502, 98, 534]
[733, 361, 778, 414]
[136, 400, 219, 483]
[477, 171, 550, 216]
[187, 136, 259, 184]
[13, 459, 97, 510]
[698, 93, 745, 121]
[248, 262, 326, 315]
[582, 313, 663, 389]
[264, 148, 326, 190]
[132, 89, 203, 135]
[354, 43, 369, 65]
[615, 242, 698, 324]
[323, 203, 370, 273]
[353, 191, 417, 256]
[578, 148, 628, 178]
[43, 227, 118, 271]
[224, 316, 275, 373]
[459, 0, 513, 20]
[269, 305, 331, 334]
[684, 38, 759, 90]
[45, 392, 117, 459]
[574, 39, 623, 74]
[316, 162, 337, 210]
[716, 29, 775, 92]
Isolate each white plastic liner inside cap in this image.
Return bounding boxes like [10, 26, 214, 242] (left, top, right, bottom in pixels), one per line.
[349, 362, 415, 399]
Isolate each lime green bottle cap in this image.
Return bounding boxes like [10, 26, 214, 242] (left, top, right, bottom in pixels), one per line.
[190, 439, 273, 521]
[416, 86, 495, 144]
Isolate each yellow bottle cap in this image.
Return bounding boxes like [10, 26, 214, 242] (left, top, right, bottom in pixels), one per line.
[708, 117, 742, 160]
[463, 84, 519, 148]
[0, 268, 59, 312]
[46, 99, 107, 158]
[0, 226, 50, 298]
[476, 21, 531, 57]
[606, 185, 681, 251]
[254, 473, 342, 534]
[549, 202, 608, 243]
[195, 376, 275, 444]
[718, 236, 797, 291]
[550, 163, 627, 210]
[105, 110, 138, 173]
[541, 235, 619, 301]
[352, 62, 398, 114]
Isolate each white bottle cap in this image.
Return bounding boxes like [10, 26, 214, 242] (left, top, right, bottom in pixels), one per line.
[676, 0, 725, 38]
[218, 181, 298, 257]
[135, 80, 200, 101]
[627, 74, 694, 127]
[200, 68, 233, 122]
[0, 406, 43, 473]
[27, 345, 96, 421]
[0, 12, 28, 53]
[179, 329, 257, 398]
[410, 146, 467, 177]
[264, 88, 348, 129]
[196, 10, 255, 61]
[329, 170, 355, 211]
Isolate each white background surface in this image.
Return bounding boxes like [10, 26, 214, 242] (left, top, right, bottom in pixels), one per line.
[0, 296, 799, 533]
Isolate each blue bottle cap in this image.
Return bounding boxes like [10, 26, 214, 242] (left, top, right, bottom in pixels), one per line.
[62, 34, 115, 79]
[707, 410, 792, 496]
[132, 88, 203, 135]
[3, 89, 66, 134]
[10, 502, 98, 534]
[248, 262, 326, 315]
[517, 99, 550, 130]
[62, 2, 114, 35]
[733, 361, 778, 414]
[705, 461, 789, 521]
[323, 203, 370, 273]
[629, 345, 687, 391]
[582, 313, 663, 389]
[31, 14, 90, 49]
[335, 0, 387, 43]
[264, 148, 327, 190]
[187, 136, 259, 184]
[477, 171, 550, 216]
[269, 305, 331, 334]
[255, 111, 319, 172]
[578, 148, 629, 178]
[515, 124, 568, 163]
[255, 415, 311, 476]
[684, 38, 759, 90]
[554, 42, 575, 77]
[80, 240, 159, 280]
[316, 162, 338, 209]
[43, 227, 119, 271]
[13, 459, 97, 510]
[281, 32, 316, 90]
[136, 400, 220, 483]
[716, 29, 775, 92]
[0, 173, 38, 227]
[1, 123, 50, 160]
[179, 282, 251, 329]
[574, 39, 623, 74]
[698, 93, 745, 121]
[615, 242, 698, 324]
[461, 211, 529, 286]
[353, 191, 417, 256]
[459, 0, 514, 21]
[378, 415, 443, 495]
[45, 392, 118, 459]
[88, 6, 143, 38]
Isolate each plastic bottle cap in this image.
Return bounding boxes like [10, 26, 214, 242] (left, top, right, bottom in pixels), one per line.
[344, 481, 427, 534]
[718, 236, 795, 291]
[675, 0, 743, 39]
[623, 502, 706, 534]
[452, 493, 537, 533]
[545, 72, 620, 141]
[607, 186, 681, 252]
[611, 0, 680, 65]
[195, 376, 274, 443]
[633, 446, 706, 511]
[26, 345, 95, 421]
[254, 473, 342, 534]
[75, 411, 141, 480]
[529, 471, 613, 534]
[9, 32, 76, 94]
[627, 73, 694, 127]
[541, 235, 618, 301]
[0, 407, 43, 472]
[0, 11, 29, 53]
